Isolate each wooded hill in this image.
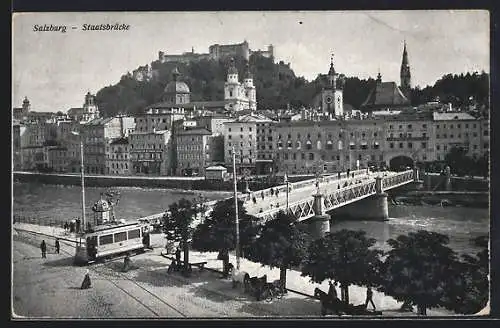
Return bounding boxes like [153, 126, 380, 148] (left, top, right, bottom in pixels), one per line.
[94, 54, 489, 117]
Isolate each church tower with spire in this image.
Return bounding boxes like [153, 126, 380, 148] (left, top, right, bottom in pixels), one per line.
[400, 40, 411, 100]
[320, 54, 344, 119]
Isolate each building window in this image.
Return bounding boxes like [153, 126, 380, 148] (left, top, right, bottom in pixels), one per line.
[437, 125, 440, 129]
[293, 153, 296, 160]
[423, 124, 427, 129]
[473, 145, 478, 150]
[301, 153, 305, 160]
[408, 142, 413, 149]
[422, 142, 427, 149]
[465, 124, 469, 128]
[374, 132, 378, 137]
[408, 124, 412, 129]
[249, 127, 252, 132]
[309, 153, 314, 160]
[399, 143, 403, 149]
[390, 142, 394, 149]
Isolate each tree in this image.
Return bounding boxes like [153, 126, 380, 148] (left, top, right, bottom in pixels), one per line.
[192, 197, 260, 274]
[246, 210, 311, 290]
[445, 146, 470, 176]
[163, 197, 205, 275]
[301, 229, 383, 304]
[379, 230, 463, 315]
[442, 235, 489, 314]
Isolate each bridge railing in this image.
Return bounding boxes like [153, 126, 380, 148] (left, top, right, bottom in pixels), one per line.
[323, 179, 377, 211]
[244, 168, 369, 203]
[254, 172, 377, 222]
[381, 170, 414, 190]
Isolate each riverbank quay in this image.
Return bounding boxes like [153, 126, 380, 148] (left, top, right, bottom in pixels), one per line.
[12, 223, 459, 318]
[13, 171, 292, 192]
[391, 191, 489, 208]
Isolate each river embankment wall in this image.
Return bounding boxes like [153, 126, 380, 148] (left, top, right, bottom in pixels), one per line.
[13, 171, 308, 191]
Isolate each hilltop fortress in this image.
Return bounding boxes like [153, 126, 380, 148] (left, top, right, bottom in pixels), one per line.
[158, 40, 274, 64]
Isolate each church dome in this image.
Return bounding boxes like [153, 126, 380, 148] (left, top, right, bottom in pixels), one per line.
[92, 197, 111, 212]
[164, 67, 190, 94]
[164, 81, 190, 94]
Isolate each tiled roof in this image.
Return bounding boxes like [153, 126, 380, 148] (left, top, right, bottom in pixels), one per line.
[84, 117, 114, 126]
[177, 128, 212, 135]
[206, 165, 227, 171]
[110, 137, 129, 145]
[432, 112, 477, 121]
[361, 82, 410, 108]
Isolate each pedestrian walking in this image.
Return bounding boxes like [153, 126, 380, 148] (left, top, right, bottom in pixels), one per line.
[40, 240, 47, 258]
[261, 191, 265, 200]
[270, 188, 275, 196]
[55, 239, 60, 254]
[75, 219, 81, 233]
[365, 286, 376, 310]
[328, 280, 338, 299]
[80, 269, 92, 289]
[252, 196, 257, 204]
[175, 247, 181, 268]
[338, 172, 341, 179]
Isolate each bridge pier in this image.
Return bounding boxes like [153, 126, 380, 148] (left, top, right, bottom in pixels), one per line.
[308, 193, 330, 239]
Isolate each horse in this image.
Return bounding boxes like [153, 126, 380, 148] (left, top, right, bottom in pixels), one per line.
[314, 287, 343, 316]
[244, 274, 268, 300]
[231, 270, 249, 289]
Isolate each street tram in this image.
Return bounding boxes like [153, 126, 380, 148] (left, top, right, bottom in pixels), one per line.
[74, 221, 148, 265]
[73, 193, 150, 265]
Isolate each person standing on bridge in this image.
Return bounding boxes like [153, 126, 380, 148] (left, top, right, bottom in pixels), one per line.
[55, 239, 60, 254]
[40, 240, 47, 258]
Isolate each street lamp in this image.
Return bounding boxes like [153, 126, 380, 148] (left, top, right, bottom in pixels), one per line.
[71, 131, 86, 234]
[232, 146, 241, 271]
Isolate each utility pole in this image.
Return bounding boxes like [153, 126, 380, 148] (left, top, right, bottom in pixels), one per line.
[79, 139, 86, 233]
[232, 146, 240, 270]
[72, 131, 86, 235]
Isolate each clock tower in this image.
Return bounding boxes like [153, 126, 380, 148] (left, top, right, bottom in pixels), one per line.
[321, 55, 344, 119]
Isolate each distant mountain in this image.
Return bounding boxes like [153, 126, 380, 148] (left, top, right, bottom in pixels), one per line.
[94, 54, 489, 117]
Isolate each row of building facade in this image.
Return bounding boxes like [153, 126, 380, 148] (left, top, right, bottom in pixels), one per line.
[13, 107, 490, 177]
[13, 42, 489, 177]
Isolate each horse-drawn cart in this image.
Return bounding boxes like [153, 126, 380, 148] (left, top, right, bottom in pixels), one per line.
[232, 271, 285, 302]
[314, 288, 382, 316]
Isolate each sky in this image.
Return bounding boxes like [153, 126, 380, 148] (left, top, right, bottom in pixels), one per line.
[12, 10, 490, 112]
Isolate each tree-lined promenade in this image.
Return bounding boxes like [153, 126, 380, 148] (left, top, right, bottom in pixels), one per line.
[164, 197, 489, 316]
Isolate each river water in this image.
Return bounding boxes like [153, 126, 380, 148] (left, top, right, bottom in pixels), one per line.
[13, 182, 488, 256]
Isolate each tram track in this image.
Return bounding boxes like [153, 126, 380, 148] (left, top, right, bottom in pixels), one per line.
[14, 228, 280, 317]
[14, 229, 187, 317]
